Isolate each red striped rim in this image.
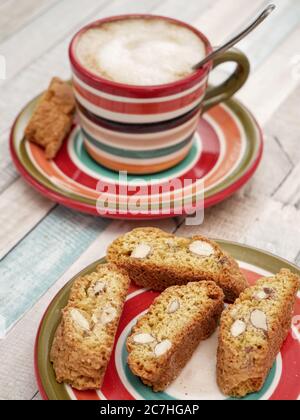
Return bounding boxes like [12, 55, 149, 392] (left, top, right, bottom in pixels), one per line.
[73, 79, 207, 115]
[69, 14, 213, 98]
[52, 121, 218, 193]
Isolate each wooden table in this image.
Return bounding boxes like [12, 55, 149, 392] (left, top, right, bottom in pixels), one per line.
[0, 0, 299, 400]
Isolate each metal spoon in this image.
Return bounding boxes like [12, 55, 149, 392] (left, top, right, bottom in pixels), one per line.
[193, 4, 276, 70]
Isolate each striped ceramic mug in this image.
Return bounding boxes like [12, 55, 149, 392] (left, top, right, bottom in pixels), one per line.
[69, 15, 250, 175]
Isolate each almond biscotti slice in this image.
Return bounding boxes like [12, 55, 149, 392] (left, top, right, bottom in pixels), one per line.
[50, 263, 130, 390]
[107, 227, 248, 302]
[217, 269, 300, 398]
[127, 281, 224, 392]
[25, 78, 75, 159]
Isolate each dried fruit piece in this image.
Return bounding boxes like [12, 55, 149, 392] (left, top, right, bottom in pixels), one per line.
[154, 340, 172, 357]
[70, 309, 90, 331]
[189, 241, 214, 257]
[167, 299, 180, 314]
[133, 333, 156, 344]
[250, 310, 268, 331]
[230, 320, 246, 337]
[131, 244, 151, 259]
[263, 287, 275, 297]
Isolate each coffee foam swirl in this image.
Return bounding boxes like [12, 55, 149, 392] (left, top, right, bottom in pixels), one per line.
[75, 18, 206, 86]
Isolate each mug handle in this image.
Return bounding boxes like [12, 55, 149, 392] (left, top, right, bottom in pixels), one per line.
[202, 48, 250, 113]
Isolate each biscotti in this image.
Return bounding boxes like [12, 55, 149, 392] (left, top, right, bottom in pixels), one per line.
[217, 269, 300, 398]
[127, 281, 224, 392]
[107, 227, 248, 302]
[25, 77, 75, 159]
[50, 263, 130, 390]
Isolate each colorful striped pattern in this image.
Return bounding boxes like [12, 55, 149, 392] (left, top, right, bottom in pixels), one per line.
[69, 15, 212, 173]
[11, 94, 263, 219]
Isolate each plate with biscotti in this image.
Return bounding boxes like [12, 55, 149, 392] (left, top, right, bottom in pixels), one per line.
[35, 228, 300, 400]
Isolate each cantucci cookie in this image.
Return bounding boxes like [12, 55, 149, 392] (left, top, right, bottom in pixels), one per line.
[107, 227, 248, 302]
[217, 269, 300, 397]
[50, 263, 130, 390]
[127, 281, 224, 392]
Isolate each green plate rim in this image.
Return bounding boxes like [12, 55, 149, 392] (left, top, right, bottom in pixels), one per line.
[35, 241, 300, 400]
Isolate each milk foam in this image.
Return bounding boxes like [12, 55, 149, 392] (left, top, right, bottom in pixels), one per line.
[76, 18, 206, 86]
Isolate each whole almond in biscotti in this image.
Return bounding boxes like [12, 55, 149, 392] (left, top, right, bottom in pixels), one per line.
[230, 320, 246, 338]
[133, 333, 156, 344]
[127, 281, 224, 392]
[70, 309, 90, 331]
[50, 263, 130, 391]
[107, 227, 248, 302]
[154, 340, 172, 357]
[217, 269, 300, 398]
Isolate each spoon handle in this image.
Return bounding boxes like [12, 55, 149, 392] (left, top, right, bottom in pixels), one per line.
[193, 4, 276, 70]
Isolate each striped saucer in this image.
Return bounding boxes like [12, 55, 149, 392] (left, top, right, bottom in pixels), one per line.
[10, 94, 263, 219]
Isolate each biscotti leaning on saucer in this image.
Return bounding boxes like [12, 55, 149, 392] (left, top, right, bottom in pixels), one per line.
[25, 77, 75, 159]
[127, 281, 224, 392]
[217, 269, 300, 398]
[50, 263, 130, 390]
[107, 227, 248, 302]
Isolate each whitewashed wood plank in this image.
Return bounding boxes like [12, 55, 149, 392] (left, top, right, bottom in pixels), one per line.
[0, 218, 176, 400]
[241, 134, 294, 198]
[238, 25, 300, 125]
[0, 0, 109, 82]
[153, 0, 212, 20]
[32, 392, 42, 401]
[0, 0, 59, 43]
[237, 0, 300, 69]
[0, 179, 54, 260]
[192, 0, 266, 44]
[0, 0, 163, 86]
[176, 192, 300, 263]
[0, 130, 18, 192]
[264, 85, 300, 166]
[273, 163, 300, 206]
[0, 206, 110, 331]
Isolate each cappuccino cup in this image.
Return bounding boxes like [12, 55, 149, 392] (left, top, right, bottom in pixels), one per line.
[69, 15, 250, 175]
